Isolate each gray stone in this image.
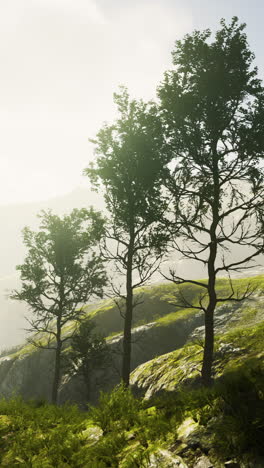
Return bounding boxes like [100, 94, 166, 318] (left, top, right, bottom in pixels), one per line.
[224, 461, 240, 468]
[0, 302, 206, 404]
[149, 449, 189, 467]
[194, 455, 214, 468]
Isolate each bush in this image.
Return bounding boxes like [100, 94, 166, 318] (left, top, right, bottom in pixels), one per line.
[211, 367, 264, 459]
[88, 384, 141, 434]
[0, 397, 86, 467]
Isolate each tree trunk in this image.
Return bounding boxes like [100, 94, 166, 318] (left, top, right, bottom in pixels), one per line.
[201, 309, 214, 386]
[122, 237, 134, 387]
[84, 365, 91, 402]
[201, 147, 219, 386]
[201, 238, 217, 386]
[51, 338, 62, 404]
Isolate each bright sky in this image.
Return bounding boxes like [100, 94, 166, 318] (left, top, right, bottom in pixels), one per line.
[0, 0, 263, 205]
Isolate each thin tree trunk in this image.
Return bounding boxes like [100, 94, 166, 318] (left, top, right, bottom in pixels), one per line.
[52, 276, 64, 404]
[51, 338, 62, 404]
[201, 146, 219, 386]
[84, 365, 91, 402]
[201, 237, 217, 386]
[122, 235, 134, 387]
[201, 309, 214, 385]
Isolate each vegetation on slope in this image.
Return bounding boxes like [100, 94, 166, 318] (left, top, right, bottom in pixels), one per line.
[0, 367, 263, 466]
[2, 275, 264, 358]
[0, 294, 264, 466]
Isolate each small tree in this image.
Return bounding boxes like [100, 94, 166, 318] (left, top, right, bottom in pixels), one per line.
[67, 318, 110, 401]
[158, 18, 264, 385]
[86, 88, 170, 386]
[12, 208, 107, 404]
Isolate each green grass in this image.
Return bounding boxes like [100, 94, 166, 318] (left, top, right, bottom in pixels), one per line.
[9, 275, 264, 356]
[155, 307, 198, 326]
[1, 357, 264, 467]
[1, 273, 264, 467]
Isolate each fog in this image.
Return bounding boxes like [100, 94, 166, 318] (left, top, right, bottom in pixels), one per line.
[0, 188, 104, 350]
[1, 1, 264, 348]
[0, 1, 263, 205]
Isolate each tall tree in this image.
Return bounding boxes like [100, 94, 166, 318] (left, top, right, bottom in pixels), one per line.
[12, 208, 107, 403]
[158, 17, 264, 385]
[86, 88, 170, 386]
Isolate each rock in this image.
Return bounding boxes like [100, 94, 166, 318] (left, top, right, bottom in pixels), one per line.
[149, 449, 189, 467]
[183, 424, 214, 453]
[217, 343, 241, 355]
[130, 348, 203, 400]
[194, 455, 214, 467]
[224, 461, 240, 468]
[0, 301, 205, 405]
[81, 425, 103, 445]
[178, 418, 199, 441]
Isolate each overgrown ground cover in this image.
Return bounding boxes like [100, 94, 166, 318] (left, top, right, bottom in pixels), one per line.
[0, 318, 264, 467]
[1, 276, 264, 466]
[0, 368, 263, 467]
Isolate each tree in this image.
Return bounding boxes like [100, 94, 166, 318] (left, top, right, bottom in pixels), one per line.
[12, 208, 107, 403]
[158, 17, 264, 385]
[86, 88, 170, 386]
[67, 318, 110, 401]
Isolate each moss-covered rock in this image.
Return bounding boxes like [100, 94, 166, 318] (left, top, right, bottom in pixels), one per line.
[149, 449, 188, 467]
[1, 276, 264, 406]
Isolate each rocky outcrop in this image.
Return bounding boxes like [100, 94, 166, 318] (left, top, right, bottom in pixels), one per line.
[0, 308, 205, 404]
[0, 282, 263, 405]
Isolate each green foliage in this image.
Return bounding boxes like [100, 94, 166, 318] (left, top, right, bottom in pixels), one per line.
[158, 16, 264, 385]
[86, 87, 170, 229]
[119, 443, 151, 468]
[150, 364, 264, 461]
[0, 397, 86, 467]
[12, 208, 107, 324]
[67, 318, 110, 400]
[0, 390, 168, 467]
[88, 385, 141, 434]
[86, 87, 172, 385]
[208, 367, 264, 460]
[11, 208, 107, 403]
[1, 362, 264, 465]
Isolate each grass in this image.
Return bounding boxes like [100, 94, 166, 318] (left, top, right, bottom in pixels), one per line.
[1, 357, 264, 467]
[8, 275, 264, 357]
[1, 273, 264, 466]
[155, 307, 198, 326]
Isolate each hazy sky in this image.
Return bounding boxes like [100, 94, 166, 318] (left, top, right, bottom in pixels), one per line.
[0, 0, 263, 205]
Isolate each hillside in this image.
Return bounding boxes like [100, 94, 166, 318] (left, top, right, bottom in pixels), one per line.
[0, 276, 264, 406]
[0, 276, 263, 466]
[1, 186, 264, 351]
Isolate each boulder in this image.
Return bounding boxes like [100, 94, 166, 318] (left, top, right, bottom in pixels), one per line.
[149, 449, 189, 468]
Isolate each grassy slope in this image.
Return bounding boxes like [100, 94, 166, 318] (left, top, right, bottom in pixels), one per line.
[0, 276, 264, 466]
[130, 276, 264, 397]
[0, 319, 263, 466]
[5, 275, 264, 359]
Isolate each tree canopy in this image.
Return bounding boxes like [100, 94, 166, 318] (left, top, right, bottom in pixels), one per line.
[12, 208, 107, 403]
[86, 88, 171, 385]
[158, 17, 264, 384]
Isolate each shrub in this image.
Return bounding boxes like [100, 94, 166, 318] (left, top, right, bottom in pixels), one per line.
[88, 384, 141, 434]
